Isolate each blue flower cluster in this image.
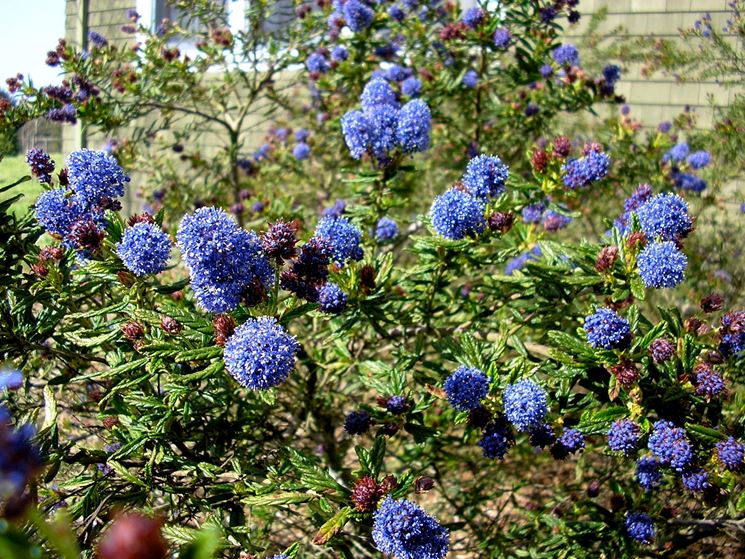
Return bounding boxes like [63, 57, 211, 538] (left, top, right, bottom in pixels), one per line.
[223, 317, 299, 390]
[306, 52, 330, 74]
[663, 143, 689, 163]
[462, 70, 478, 89]
[343, 0, 375, 32]
[314, 216, 364, 266]
[117, 222, 172, 276]
[552, 43, 580, 67]
[177, 207, 273, 313]
[636, 455, 662, 491]
[293, 142, 311, 161]
[555, 427, 585, 454]
[341, 78, 431, 163]
[344, 410, 371, 435]
[561, 146, 610, 189]
[634, 193, 692, 241]
[504, 246, 542, 275]
[461, 154, 510, 199]
[479, 421, 514, 460]
[26, 148, 55, 183]
[430, 188, 485, 240]
[637, 241, 687, 288]
[35, 149, 129, 253]
[443, 366, 490, 411]
[375, 216, 399, 243]
[503, 379, 548, 432]
[318, 282, 348, 314]
[681, 469, 710, 492]
[0, 405, 42, 501]
[719, 311, 744, 358]
[715, 436, 744, 470]
[583, 307, 632, 350]
[462, 6, 484, 28]
[647, 420, 692, 471]
[694, 364, 725, 398]
[493, 27, 512, 49]
[614, 183, 652, 232]
[372, 495, 449, 559]
[625, 512, 655, 544]
[687, 150, 711, 169]
[608, 419, 641, 455]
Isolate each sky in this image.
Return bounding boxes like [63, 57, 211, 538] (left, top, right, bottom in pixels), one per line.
[1, 0, 65, 87]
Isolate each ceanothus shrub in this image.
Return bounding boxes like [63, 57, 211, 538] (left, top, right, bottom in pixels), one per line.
[1, 1, 744, 558]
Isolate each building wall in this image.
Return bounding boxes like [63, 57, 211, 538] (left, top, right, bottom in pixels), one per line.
[565, 0, 737, 129]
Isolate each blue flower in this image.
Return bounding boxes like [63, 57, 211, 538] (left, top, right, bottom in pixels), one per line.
[634, 193, 692, 241]
[542, 210, 572, 232]
[318, 282, 348, 314]
[503, 379, 548, 432]
[648, 420, 692, 471]
[396, 99, 431, 154]
[223, 317, 299, 390]
[26, 148, 55, 184]
[314, 216, 363, 266]
[522, 201, 546, 224]
[361, 78, 399, 110]
[561, 149, 610, 189]
[331, 46, 348, 62]
[682, 469, 710, 492]
[687, 150, 710, 169]
[539, 64, 554, 78]
[386, 395, 409, 414]
[385, 64, 411, 82]
[625, 512, 655, 544]
[0, 369, 23, 391]
[552, 427, 585, 458]
[462, 70, 478, 88]
[177, 207, 273, 313]
[429, 188, 486, 240]
[306, 52, 330, 74]
[117, 222, 171, 276]
[637, 241, 687, 288]
[292, 142, 311, 161]
[462, 6, 484, 28]
[372, 495, 449, 559]
[67, 149, 130, 211]
[462, 154, 509, 199]
[552, 44, 579, 66]
[35, 188, 85, 238]
[401, 76, 422, 97]
[602, 64, 621, 85]
[341, 110, 372, 159]
[663, 142, 689, 163]
[443, 366, 490, 411]
[614, 183, 653, 232]
[719, 311, 744, 358]
[367, 104, 400, 160]
[673, 171, 707, 192]
[528, 423, 555, 448]
[636, 455, 662, 491]
[608, 419, 641, 455]
[583, 308, 632, 350]
[715, 436, 744, 470]
[344, 410, 371, 435]
[388, 4, 405, 21]
[0, 405, 42, 501]
[47, 103, 77, 123]
[493, 27, 512, 49]
[375, 217, 399, 243]
[479, 421, 514, 460]
[343, 0, 375, 32]
[88, 31, 108, 47]
[504, 246, 541, 275]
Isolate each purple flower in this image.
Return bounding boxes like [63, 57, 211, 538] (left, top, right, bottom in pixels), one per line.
[552, 44, 580, 67]
[493, 27, 512, 49]
[715, 437, 744, 470]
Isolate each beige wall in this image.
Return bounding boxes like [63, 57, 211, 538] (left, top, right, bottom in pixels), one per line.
[565, 0, 737, 128]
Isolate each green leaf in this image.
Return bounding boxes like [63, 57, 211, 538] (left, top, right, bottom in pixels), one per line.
[313, 507, 353, 545]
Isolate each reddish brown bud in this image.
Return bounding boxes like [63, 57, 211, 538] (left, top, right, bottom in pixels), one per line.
[610, 358, 638, 387]
[160, 316, 182, 335]
[378, 475, 397, 496]
[127, 213, 156, 226]
[415, 476, 435, 493]
[31, 262, 49, 277]
[351, 476, 379, 512]
[595, 246, 619, 272]
[58, 168, 69, 186]
[39, 245, 64, 261]
[625, 231, 646, 251]
[530, 148, 550, 173]
[552, 135, 571, 158]
[97, 513, 168, 559]
[359, 264, 376, 294]
[700, 293, 723, 313]
[488, 212, 514, 234]
[102, 416, 120, 430]
[213, 314, 236, 347]
[122, 322, 145, 341]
